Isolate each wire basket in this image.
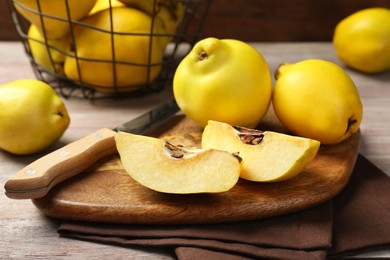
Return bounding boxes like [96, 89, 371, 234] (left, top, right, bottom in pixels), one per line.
[7, 0, 211, 98]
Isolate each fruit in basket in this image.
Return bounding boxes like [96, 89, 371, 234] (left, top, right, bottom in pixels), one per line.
[273, 59, 363, 145]
[89, 0, 125, 15]
[202, 120, 320, 182]
[333, 7, 390, 73]
[173, 37, 272, 128]
[14, 0, 97, 40]
[118, 0, 184, 34]
[63, 7, 170, 91]
[0, 79, 70, 155]
[115, 132, 240, 194]
[27, 25, 69, 74]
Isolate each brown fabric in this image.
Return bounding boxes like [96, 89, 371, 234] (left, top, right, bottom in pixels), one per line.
[328, 154, 390, 258]
[58, 154, 390, 259]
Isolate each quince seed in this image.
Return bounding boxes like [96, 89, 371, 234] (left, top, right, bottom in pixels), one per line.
[171, 152, 184, 159]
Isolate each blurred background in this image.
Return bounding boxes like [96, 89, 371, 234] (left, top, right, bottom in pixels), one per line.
[1, 0, 390, 42]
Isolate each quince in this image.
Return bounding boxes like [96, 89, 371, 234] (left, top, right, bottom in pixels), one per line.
[272, 59, 363, 145]
[89, 0, 125, 15]
[115, 132, 240, 194]
[202, 121, 320, 182]
[28, 24, 70, 74]
[333, 7, 390, 73]
[173, 37, 272, 128]
[63, 7, 170, 91]
[118, 0, 184, 34]
[0, 80, 70, 155]
[14, 0, 97, 40]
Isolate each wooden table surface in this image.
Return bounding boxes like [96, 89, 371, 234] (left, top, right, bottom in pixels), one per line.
[0, 42, 389, 259]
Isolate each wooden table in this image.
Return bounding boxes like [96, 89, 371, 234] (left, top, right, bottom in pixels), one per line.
[0, 42, 389, 258]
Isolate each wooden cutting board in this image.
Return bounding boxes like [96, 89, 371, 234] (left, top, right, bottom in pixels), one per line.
[32, 111, 360, 225]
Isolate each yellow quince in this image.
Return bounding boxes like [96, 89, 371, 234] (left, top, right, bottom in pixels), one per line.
[118, 0, 184, 34]
[63, 6, 170, 91]
[14, 0, 97, 40]
[27, 24, 70, 74]
[333, 7, 390, 73]
[89, 0, 125, 15]
[273, 59, 363, 145]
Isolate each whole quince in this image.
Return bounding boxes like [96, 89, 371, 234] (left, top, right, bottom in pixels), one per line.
[333, 7, 390, 73]
[89, 0, 125, 15]
[0, 79, 70, 155]
[14, 0, 97, 40]
[118, 0, 184, 34]
[273, 59, 363, 145]
[173, 37, 272, 128]
[28, 24, 69, 74]
[64, 7, 170, 91]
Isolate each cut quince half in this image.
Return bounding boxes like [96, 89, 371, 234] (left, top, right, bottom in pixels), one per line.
[201, 121, 321, 182]
[115, 132, 240, 194]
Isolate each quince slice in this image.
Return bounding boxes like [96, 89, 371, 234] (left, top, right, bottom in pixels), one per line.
[115, 132, 240, 194]
[201, 120, 321, 182]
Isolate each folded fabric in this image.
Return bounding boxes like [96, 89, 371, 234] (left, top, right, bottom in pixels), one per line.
[58, 155, 390, 259]
[329, 154, 390, 258]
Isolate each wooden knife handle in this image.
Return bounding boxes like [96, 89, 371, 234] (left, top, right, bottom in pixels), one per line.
[4, 128, 117, 200]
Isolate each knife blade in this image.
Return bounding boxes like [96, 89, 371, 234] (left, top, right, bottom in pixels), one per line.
[4, 99, 179, 200]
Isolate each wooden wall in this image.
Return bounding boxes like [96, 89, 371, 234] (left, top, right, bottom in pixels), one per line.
[1, 0, 390, 42]
[0, 1, 18, 41]
[202, 0, 390, 41]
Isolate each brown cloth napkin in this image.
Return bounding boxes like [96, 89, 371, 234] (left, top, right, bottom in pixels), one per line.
[58, 154, 390, 259]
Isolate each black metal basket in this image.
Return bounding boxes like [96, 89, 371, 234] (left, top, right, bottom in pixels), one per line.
[7, 0, 211, 98]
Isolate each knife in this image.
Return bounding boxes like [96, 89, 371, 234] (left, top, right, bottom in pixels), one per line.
[4, 99, 179, 200]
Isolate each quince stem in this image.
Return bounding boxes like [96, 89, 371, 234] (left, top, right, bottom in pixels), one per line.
[346, 118, 358, 134]
[199, 50, 208, 61]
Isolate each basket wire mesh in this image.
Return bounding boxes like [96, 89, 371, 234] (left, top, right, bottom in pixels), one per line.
[7, 0, 211, 98]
